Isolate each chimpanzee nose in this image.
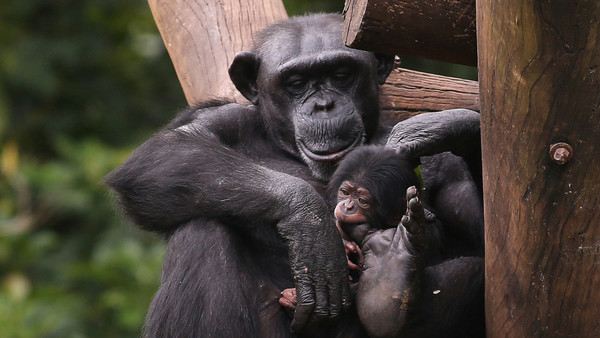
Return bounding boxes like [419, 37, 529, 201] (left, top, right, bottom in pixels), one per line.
[343, 200, 357, 214]
[314, 97, 334, 112]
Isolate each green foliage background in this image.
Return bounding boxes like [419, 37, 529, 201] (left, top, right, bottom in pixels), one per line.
[0, 0, 473, 336]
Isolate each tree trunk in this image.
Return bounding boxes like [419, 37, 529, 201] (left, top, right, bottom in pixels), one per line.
[148, 0, 288, 105]
[477, 1, 600, 336]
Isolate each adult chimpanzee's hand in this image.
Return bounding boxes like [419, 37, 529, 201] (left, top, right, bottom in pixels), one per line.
[275, 181, 351, 333]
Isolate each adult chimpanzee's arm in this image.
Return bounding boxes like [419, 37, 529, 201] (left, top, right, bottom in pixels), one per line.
[385, 109, 481, 190]
[105, 103, 260, 232]
[105, 103, 350, 331]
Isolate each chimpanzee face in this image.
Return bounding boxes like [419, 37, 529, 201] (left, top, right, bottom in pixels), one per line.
[328, 145, 421, 237]
[228, 14, 394, 180]
[335, 180, 375, 225]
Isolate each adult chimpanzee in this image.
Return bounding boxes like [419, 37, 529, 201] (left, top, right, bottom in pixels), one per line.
[105, 13, 482, 337]
[280, 146, 484, 337]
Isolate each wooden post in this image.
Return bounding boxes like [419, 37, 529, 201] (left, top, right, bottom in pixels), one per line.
[147, 0, 288, 104]
[478, 1, 600, 336]
[343, 0, 477, 66]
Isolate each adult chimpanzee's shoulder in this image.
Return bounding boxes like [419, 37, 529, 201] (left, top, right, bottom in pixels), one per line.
[167, 99, 258, 130]
[164, 100, 264, 149]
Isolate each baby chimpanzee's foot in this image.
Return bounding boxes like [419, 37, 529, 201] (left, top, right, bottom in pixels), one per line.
[279, 288, 297, 318]
[400, 186, 427, 251]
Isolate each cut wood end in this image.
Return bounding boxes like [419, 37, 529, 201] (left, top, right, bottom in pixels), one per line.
[343, 0, 369, 47]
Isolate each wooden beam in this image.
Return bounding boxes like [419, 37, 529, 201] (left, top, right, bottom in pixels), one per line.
[148, 0, 288, 105]
[478, 1, 600, 336]
[380, 67, 479, 124]
[343, 0, 477, 66]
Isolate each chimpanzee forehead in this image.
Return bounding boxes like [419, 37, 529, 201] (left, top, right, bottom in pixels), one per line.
[255, 15, 371, 69]
[262, 30, 344, 60]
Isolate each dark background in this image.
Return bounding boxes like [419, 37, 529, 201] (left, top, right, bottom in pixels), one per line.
[0, 0, 475, 336]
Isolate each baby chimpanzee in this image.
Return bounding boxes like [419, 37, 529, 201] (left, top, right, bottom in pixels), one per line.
[328, 145, 441, 271]
[280, 146, 484, 337]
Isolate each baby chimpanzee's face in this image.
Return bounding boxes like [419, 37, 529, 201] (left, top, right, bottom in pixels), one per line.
[334, 180, 375, 225]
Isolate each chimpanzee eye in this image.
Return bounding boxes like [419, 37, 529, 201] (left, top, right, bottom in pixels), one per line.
[333, 72, 350, 80]
[340, 188, 350, 196]
[331, 70, 353, 87]
[358, 197, 369, 207]
[283, 75, 308, 94]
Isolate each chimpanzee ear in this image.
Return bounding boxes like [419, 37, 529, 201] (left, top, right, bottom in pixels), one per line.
[228, 51, 260, 104]
[374, 53, 395, 85]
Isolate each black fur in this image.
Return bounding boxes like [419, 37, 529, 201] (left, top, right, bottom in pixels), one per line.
[329, 145, 419, 228]
[105, 13, 483, 337]
[328, 146, 484, 337]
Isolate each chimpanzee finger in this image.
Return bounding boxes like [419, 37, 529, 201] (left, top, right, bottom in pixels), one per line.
[279, 288, 297, 307]
[326, 283, 345, 320]
[312, 285, 330, 321]
[279, 288, 297, 318]
[290, 280, 315, 333]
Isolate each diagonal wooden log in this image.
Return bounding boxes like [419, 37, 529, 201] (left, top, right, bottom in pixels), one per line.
[148, 0, 287, 105]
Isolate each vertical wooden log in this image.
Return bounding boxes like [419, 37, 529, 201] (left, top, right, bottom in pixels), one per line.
[147, 0, 288, 105]
[478, 1, 600, 336]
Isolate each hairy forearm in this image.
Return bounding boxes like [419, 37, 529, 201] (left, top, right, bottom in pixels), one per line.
[105, 122, 315, 233]
[386, 109, 480, 158]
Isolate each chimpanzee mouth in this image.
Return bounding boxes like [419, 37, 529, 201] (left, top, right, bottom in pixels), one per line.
[297, 135, 363, 162]
[337, 220, 372, 246]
